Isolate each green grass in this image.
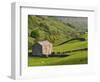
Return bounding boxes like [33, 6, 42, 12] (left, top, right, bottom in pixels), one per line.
[65, 40, 80, 44]
[28, 35, 88, 66]
[53, 41, 87, 53]
[28, 50, 88, 66]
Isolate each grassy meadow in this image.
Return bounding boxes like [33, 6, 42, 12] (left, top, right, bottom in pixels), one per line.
[28, 15, 88, 66]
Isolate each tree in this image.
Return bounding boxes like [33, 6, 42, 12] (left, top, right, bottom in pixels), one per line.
[31, 29, 39, 39]
[31, 29, 46, 41]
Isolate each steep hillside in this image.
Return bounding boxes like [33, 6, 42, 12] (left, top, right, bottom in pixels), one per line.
[56, 16, 88, 32]
[28, 15, 80, 49]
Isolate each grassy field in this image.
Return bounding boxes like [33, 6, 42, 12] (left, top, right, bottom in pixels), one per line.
[28, 38, 88, 66]
[53, 41, 87, 53]
[28, 50, 87, 66]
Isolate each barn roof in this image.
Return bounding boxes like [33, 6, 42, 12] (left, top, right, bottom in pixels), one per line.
[38, 40, 52, 46]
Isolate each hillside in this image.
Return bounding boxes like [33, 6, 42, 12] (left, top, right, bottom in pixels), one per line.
[56, 16, 88, 32]
[28, 15, 81, 49]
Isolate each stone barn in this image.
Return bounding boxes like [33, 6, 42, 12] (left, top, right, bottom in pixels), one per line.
[32, 40, 53, 57]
